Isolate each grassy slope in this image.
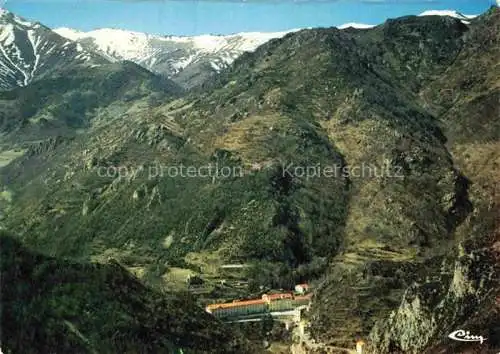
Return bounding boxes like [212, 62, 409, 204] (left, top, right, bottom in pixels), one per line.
[0, 61, 182, 147]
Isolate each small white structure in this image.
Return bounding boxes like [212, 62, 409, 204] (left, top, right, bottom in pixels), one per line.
[294, 283, 310, 294]
[356, 340, 365, 354]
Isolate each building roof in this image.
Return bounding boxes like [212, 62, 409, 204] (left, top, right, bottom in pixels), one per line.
[206, 298, 266, 311]
[206, 292, 312, 312]
[262, 293, 293, 301]
[296, 283, 310, 289]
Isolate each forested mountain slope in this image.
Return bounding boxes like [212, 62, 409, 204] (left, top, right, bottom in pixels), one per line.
[0, 7, 498, 353]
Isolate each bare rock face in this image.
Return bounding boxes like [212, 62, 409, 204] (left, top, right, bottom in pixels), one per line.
[369, 243, 499, 354]
[26, 136, 68, 157]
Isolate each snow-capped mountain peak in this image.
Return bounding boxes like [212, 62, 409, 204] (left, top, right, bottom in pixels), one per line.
[0, 9, 106, 90]
[0, 7, 37, 28]
[53, 26, 297, 87]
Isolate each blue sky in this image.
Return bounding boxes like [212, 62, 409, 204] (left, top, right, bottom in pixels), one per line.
[3, 0, 495, 36]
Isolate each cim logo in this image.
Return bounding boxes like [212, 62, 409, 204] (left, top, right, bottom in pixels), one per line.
[448, 330, 487, 344]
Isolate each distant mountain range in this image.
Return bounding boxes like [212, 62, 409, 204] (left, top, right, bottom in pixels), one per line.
[0, 8, 478, 91]
[53, 27, 297, 88]
[51, 9, 479, 84]
[0, 7, 297, 90]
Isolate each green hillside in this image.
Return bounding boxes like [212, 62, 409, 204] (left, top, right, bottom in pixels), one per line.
[0, 233, 255, 354]
[0, 7, 499, 353]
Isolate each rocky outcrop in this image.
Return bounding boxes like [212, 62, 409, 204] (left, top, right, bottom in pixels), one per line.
[369, 242, 499, 353]
[25, 136, 69, 157]
[132, 122, 185, 150]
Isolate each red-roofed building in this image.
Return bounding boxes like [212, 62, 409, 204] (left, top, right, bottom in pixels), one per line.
[206, 299, 267, 318]
[206, 288, 312, 318]
[262, 293, 293, 302]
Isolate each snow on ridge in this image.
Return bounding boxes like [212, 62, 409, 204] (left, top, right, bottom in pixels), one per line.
[161, 28, 298, 42]
[53, 27, 85, 41]
[0, 7, 9, 17]
[56, 27, 159, 61]
[418, 10, 478, 20]
[47, 9, 481, 77]
[0, 23, 15, 46]
[55, 26, 297, 55]
[171, 54, 196, 72]
[227, 29, 298, 51]
[335, 10, 477, 30]
[0, 8, 36, 28]
[337, 22, 376, 30]
[53, 26, 298, 74]
[56, 27, 160, 43]
[27, 30, 41, 81]
[13, 14, 34, 27]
